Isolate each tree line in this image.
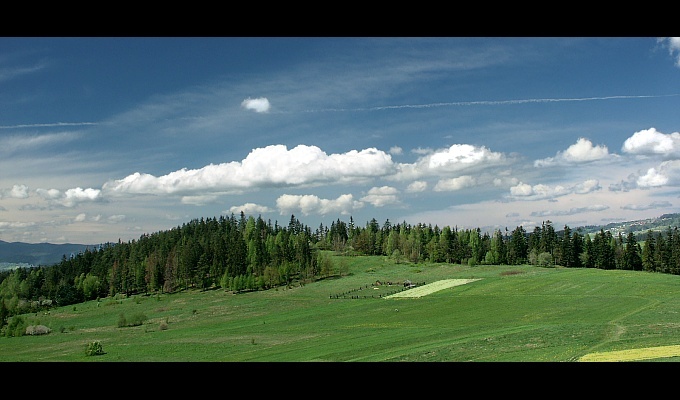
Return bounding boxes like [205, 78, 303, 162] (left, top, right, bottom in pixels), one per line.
[2, 213, 680, 327]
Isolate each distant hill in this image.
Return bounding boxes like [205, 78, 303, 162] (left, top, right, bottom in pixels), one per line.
[574, 213, 680, 238]
[0, 240, 94, 267]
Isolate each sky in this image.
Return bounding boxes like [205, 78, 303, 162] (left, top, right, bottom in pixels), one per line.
[1, 37, 680, 245]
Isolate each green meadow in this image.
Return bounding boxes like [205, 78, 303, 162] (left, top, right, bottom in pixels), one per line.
[3, 253, 680, 362]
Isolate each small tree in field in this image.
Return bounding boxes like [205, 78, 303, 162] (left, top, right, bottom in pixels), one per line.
[86, 340, 104, 356]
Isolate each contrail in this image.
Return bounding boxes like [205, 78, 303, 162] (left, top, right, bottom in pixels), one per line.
[300, 94, 680, 113]
[0, 122, 98, 129]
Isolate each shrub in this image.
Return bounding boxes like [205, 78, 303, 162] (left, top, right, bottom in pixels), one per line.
[117, 313, 127, 328]
[85, 340, 104, 356]
[5, 315, 27, 338]
[25, 325, 51, 336]
[117, 312, 148, 328]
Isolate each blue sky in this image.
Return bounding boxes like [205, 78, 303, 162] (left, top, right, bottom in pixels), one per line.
[1, 37, 680, 244]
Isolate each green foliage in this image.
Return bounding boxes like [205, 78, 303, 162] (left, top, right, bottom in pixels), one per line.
[85, 340, 104, 356]
[537, 252, 553, 267]
[5, 315, 26, 337]
[117, 312, 147, 328]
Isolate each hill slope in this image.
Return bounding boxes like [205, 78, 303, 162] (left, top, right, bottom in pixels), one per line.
[0, 240, 93, 267]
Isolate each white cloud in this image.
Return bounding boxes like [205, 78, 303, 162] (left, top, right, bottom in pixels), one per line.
[394, 144, 508, 181]
[180, 194, 219, 206]
[107, 215, 126, 223]
[228, 203, 273, 215]
[573, 179, 601, 194]
[241, 97, 271, 113]
[658, 37, 680, 67]
[103, 145, 396, 196]
[74, 213, 87, 222]
[62, 188, 103, 207]
[621, 127, 680, 156]
[406, 181, 427, 192]
[621, 201, 673, 211]
[36, 187, 103, 207]
[534, 137, 610, 167]
[0, 221, 36, 229]
[1, 184, 29, 199]
[510, 182, 533, 196]
[360, 186, 401, 207]
[636, 167, 668, 187]
[276, 193, 363, 216]
[508, 179, 601, 201]
[433, 175, 477, 191]
[389, 146, 403, 155]
[0, 132, 80, 155]
[428, 144, 503, 168]
[36, 188, 62, 200]
[530, 205, 609, 217]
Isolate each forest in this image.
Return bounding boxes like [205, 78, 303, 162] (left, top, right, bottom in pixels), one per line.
[2, 211, 680, 329]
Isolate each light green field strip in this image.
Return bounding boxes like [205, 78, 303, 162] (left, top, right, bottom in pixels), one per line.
[384, 278, 481, 299]
[579, 344, 680, 362]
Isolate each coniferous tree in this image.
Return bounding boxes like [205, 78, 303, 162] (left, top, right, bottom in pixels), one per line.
[623, 232, 643, 271]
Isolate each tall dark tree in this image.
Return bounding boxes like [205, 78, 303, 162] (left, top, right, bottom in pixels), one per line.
[623, 232, 643, 271]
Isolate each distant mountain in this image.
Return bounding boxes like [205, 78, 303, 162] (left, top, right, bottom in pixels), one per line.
[0, 240, 94, 267]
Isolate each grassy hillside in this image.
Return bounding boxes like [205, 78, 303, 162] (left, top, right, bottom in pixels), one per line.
[3, 253, 680, 362]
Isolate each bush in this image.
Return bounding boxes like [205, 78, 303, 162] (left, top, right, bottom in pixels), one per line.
[117, 313, 127, 328]
[85, 340, 104, 356]
[5, 315, 27, 338]
[25, 325, 51, 336]
[117, 312, 148, 328]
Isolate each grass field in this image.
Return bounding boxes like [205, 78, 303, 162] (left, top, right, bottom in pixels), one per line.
[3, 253, 680, 362]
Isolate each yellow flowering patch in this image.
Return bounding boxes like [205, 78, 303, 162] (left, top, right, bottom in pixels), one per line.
[579, 345, 680, 362]
[384, 279, 481, 299]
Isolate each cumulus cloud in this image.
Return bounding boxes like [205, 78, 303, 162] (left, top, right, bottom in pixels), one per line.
[241, 97, 271, 113]
[621, 200, 673, 211]
[360, 186, 401, 207]
[103, 145, 396, 196]
[395, 144, 507, 181]
[228, 203, 273, 215]
[635, 160, 680, 188]
[433, 175, 477, 191]
[573, 179, 601, 194]
[406, 181, 427, 193]
[612, 160, 680, 190]
[637, 167, 669, 187]
[534, 137, 610, 167]
[530, 205, 609, 217]
[0, 184, 29, 199]
[621, 127, 680, 157]
[508, 179, 600, 201]
[36, 187, 103, 207]
[428, 144, 503, 168]
[276, 193, 363, 216]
